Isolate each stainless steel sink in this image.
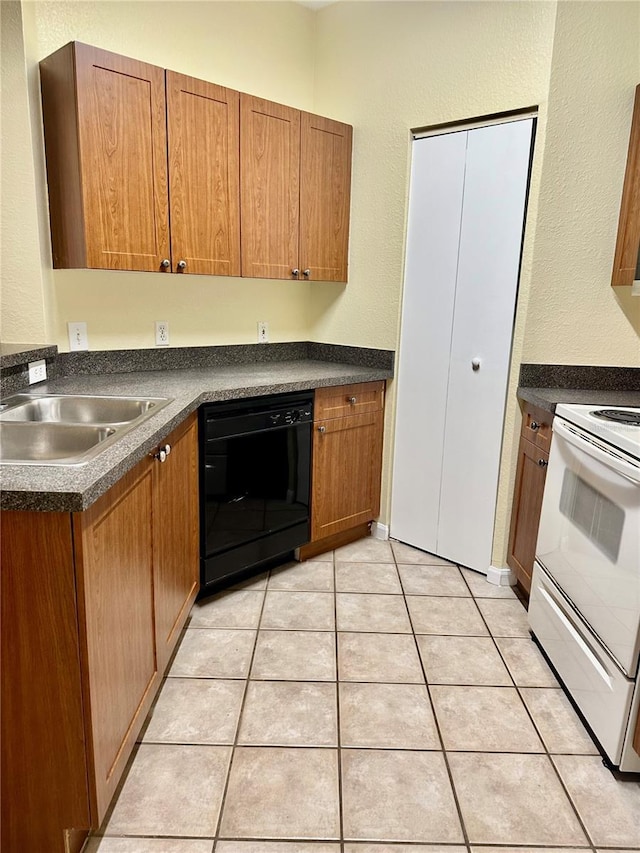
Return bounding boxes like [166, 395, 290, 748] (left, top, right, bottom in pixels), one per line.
[0, 422, 117, 465]
[0, 394, 168, 425]
[0, 393, 173, 465]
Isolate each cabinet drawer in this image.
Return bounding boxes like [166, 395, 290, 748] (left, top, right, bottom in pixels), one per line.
[522, 406, 552, 453]
[314, 381, 384, 420]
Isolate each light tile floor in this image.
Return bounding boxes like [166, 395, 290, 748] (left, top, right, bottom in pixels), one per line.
[87, 538, 640, 852]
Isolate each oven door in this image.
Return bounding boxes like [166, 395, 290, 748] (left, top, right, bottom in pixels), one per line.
[536, 417, 640, 676]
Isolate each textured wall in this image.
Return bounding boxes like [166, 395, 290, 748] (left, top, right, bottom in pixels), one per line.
[0, 1, 49, 343]
[14, 0, 318, 350]
[524, 0, 640, 366]
[312, 0, 557, 564]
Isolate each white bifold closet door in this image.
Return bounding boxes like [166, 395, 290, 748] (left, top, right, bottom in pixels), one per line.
[391, 118, 534, 573]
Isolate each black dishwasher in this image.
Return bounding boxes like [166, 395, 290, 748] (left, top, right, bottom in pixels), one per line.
[199, 391, 313, 594]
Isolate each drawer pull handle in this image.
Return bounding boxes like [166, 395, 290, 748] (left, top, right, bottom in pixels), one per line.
[318, 425, 326, 434]
[530, 421, 540, 431]
[537, 458, 548, 467]
[348, 396, 357, 404]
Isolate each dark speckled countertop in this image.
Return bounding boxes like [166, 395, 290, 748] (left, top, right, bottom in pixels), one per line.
[517, 364, 640, 414]
[0, 360, 393, 512]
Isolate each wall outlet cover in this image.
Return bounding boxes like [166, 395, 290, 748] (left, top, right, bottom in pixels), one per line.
[28, 359, 47, 384]
[257, 321, 269, 344]
[68, 321, 88, 351]
[155, 321, 169, 346]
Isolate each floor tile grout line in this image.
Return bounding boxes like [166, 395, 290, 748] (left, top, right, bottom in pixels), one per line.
[332, 550, 346, 853]
[211, 574, 270, 844]
[394, 547, 473, 851]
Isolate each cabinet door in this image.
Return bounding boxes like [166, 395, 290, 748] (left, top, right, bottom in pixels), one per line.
[153, 414, 200, 674]
[612, 85, 640, 287]
[167, 72, 240, 276]
[74, 459, 157, 823]
[300, 112, 352, 282]
[240, 94, 300, 279]
[506, 436, 549, 593]
[74, 43, 170, 271]
[2, 512, 90, 853]
[312, 409, 384, 541]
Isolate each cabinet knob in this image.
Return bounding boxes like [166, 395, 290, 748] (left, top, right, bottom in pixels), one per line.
[154, 444, 171, 463]
[160, 258, 170, 269]
[318, 425, 326, 433]
[471, 358, 481, 371]
[537, 458, 548, 467]
[303, 269, 311, 277]
[292, 268, 300, 277]
[530, 421, 540, 431]
[177, 260, 187, 271]
[348, 396, 357, 404]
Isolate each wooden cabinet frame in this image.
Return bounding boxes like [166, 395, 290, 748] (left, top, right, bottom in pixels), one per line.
[612, 85, 640, 287]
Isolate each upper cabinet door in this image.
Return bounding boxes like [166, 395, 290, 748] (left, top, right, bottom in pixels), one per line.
[240, 94, 301, 279]
[299, 113, 352, 283]
[166, 72, 240, 276]
[612, 85, 640, 287]
[74, 44, 170, 271]
[41, 42, 171, 271]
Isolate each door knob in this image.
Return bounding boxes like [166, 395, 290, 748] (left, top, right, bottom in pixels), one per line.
[537, 458, 548, 467]
[530, 421, 540, 431]
[471, 358, 481, 371]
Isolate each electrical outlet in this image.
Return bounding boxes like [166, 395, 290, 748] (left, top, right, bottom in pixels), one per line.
[257, 321, 269, 344]
[28, 359, 47, 385]
[68, 322, 88, 351]
[155, 321, 170, 346]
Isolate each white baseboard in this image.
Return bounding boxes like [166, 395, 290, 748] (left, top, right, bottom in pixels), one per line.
[486, 565, 517, 587]
[371, 522, 389, 540]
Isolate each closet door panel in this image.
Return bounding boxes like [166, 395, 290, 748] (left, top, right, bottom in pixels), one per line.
[437, 119, 534, 570]
[390, 131, 467, 552]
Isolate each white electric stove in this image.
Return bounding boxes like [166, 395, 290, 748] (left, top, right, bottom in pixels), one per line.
[529, 402, 640, 772]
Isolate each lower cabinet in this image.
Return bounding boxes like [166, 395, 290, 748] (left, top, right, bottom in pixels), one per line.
[507, 404, 551, 593]
[1, 414, 198, 853]
[301, 381, 385, 557]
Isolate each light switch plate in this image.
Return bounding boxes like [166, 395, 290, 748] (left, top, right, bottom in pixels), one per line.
[68, 321, 88, 351]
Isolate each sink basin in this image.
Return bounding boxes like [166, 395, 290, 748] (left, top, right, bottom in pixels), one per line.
[0, 394, 169, 425]
[0, 393, 173, 465]
[0, 422, 117, 465]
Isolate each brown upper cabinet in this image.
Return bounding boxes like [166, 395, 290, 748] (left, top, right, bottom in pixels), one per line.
[241, 94, 353, 282]
[40, 43, 240, 275]
[40, 43, 352, 281]
[40, 42, 170, 272]
[612, 84, 640, 287]
[166, 71, 241, 276]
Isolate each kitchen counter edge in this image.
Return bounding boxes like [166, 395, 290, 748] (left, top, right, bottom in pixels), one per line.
[0, 362, 393, 512]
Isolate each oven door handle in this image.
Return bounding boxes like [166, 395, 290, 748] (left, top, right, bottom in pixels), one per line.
[553, 418, 640, 484]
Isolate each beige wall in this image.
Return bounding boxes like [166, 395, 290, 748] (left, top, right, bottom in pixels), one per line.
[524, 0, 640, 366]
[311, 0, 557, 564]
[0, 0, 51, 343]
[6, 0, 318, 350]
